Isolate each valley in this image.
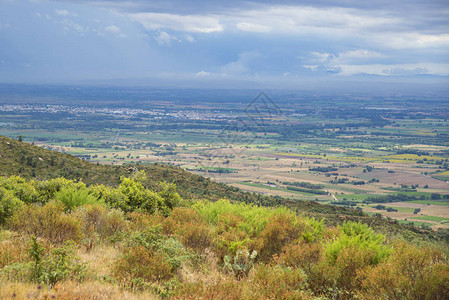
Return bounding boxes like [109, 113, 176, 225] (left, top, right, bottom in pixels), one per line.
[1, 85, 448, 229]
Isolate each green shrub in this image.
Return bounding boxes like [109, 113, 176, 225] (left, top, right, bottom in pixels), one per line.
[302, 217, 325, 243]
[101, 188, 129, 211]
[34, 177, 86, 204]
[1, 237, 87, 286]
[0, 176, 38, 204]
[332, 246, 380, 295]
[36, 241, 88, 286]
[0, 261, 33, 282]
[194, 199, 292, 236]
[118, 177, 157, 212]
[114, 227, 192, 287]
[325, 221, 391, 265]
[128, 228, 193, 271]
[55, 187, 99, 212]
[0, 187, 24, 224]
[157, 182, 182, 215]
[115, 176, 180, 215]
[306, 221, 393, 297]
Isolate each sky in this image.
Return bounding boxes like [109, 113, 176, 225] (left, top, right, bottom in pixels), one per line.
[0, 0, 448, 88]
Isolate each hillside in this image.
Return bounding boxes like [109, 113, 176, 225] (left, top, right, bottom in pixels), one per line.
[0, 135, 356, 214]
[1, 134, 448, 242]
[1, 135, 449, 299]
[0, 135, 269, 202]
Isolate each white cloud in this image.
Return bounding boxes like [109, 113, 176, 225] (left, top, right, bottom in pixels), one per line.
[55, 9, 69, 16]
[309, 52, 335, 64]
[184, 35, 194, 42]
[61, 19, 86, 35]
[129, 5, 448, 53]
[305, 50, 385, 74]
[338, 49, 382, 59]
[374, 32, 449, 50]
[236, 22, 271, 33]
[105, 25, 120, 33]
[229, 6, 400, 36]
[155, 31, 176, 45]
[130, 12, 223, 33]
[195, 71, 211, 77]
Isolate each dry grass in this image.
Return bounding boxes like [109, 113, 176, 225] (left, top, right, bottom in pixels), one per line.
[0, 281, 158, 300]
[77, 243, 119, 278]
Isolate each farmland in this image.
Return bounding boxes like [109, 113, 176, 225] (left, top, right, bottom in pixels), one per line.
[1, 84, 448, 229]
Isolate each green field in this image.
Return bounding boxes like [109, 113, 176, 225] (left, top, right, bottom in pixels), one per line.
[408, 200, 449, 206]
[410, 216, 449, 222]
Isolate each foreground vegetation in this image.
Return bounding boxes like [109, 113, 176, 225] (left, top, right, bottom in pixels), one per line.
[1, 173, 449, 299]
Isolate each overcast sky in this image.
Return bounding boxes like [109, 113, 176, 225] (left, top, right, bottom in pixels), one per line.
[0, 0, 448, 88]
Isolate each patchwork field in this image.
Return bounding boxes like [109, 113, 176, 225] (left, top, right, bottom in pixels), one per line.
[1, 88, 448, 229]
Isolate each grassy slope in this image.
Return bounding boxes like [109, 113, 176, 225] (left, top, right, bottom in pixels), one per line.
[0, 135, 445, 243]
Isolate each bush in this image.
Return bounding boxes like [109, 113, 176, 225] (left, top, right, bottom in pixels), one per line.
[114, 227, 192, 287]
[34, 178, 85, 204]
[73, 204, 126, 242]
[157, 182, 182, 215]
[213, 216, 252, 259]
[32, 238, 87, 286]
[361, 243, 449, 299]
[257, 213, 305, 261]
[325, 221, 391, 265]
[113, 245, 173, 285]
[0, 187, 24, 224]
[331, 246, 379, 295]
[163, 208, 212, 252]
[304, 221, 394, 297]
[251, 264, 308, 299]
[278, 243, 323, 273]
[194, 199, 292, 236]
[0, 176, 38, 204]
[8, 202, 83, 244]
[1, 237, 87, 287]
[302, 217, 325, 243]
[126, 211, 164, 232]
[114, 175, 180, 215]
[55, 187, 99, 212]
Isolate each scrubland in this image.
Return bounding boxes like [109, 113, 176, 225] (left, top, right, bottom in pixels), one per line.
[1, 173, 448, 299]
